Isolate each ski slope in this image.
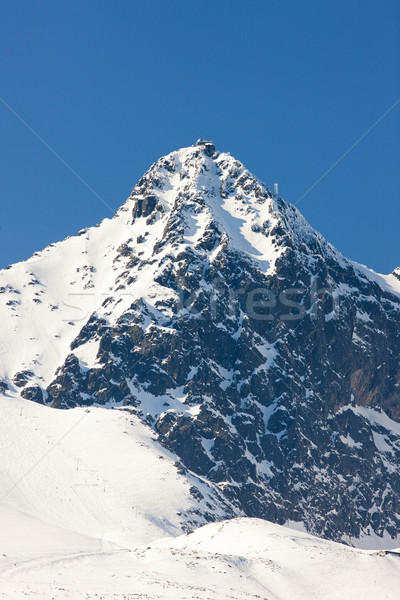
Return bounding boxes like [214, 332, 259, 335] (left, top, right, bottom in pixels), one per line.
[0, 395, 234, 549]
[0, 396, 399, 599]
[1, 515, 399, 600]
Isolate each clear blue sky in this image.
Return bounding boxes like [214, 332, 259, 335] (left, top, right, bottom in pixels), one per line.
[1, 0, 399, 273]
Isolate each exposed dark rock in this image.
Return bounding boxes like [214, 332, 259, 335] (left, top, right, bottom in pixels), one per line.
[13, 370, 34, 388]
[21, 385, 46, 405]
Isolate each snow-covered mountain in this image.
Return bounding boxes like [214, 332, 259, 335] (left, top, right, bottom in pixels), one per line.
[1, 139, 400, 550]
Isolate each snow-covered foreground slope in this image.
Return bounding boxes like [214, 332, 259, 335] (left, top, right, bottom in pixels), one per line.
[1, 516, 399, 600]
[0, 395, 235, 549]
[0, 398, 399, 599]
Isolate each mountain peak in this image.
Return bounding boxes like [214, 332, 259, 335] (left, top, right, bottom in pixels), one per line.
[116, 142, 290, 275]
[115, 142, 348, 281]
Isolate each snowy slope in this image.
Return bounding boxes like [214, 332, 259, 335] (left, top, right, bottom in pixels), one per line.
[1, 517, 399, 600]
[2, 397, 397, 599]
[0, 395, 235, 550]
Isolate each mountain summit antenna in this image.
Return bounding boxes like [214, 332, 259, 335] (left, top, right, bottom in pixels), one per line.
[273, 183, 278, 197]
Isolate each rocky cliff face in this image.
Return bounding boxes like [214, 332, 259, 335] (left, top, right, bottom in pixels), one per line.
[1, 140, 399, 546]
